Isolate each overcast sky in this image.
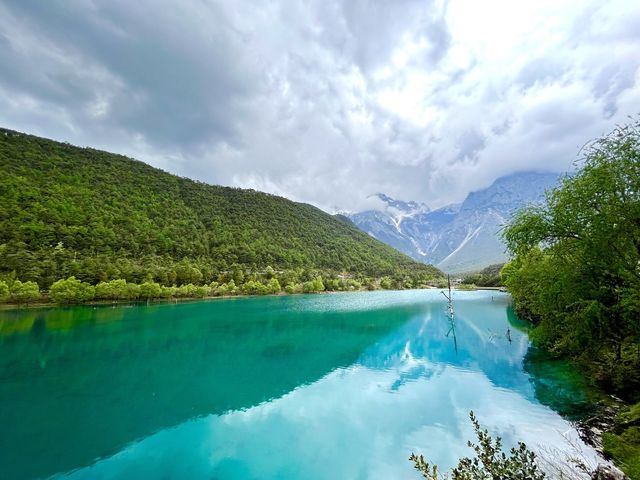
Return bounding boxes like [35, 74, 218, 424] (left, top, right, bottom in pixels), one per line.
[1, 0, 639, 211]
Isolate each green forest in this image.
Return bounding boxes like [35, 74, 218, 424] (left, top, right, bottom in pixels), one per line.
[501, 122, 640, 478]
[0, 128, 441, 303]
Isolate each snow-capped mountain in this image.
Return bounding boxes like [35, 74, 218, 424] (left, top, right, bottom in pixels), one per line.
[349, 172, 559, 273]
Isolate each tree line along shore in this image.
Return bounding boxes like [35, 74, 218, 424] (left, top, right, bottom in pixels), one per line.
[0, 267, 446, 306]
[500, 121, 639, 478]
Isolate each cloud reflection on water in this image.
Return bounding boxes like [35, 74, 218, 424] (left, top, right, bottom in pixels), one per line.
[55, 292, 597, 480]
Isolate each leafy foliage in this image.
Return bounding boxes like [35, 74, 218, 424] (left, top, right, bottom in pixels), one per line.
[410, 411, 546, 480]
[602, 402, 640, 480]
[603, 428, 640, 479]
[49, 276, 95, 304]
[94, 279, 139, 300]
[9, 280, 40, 304]
[2, 269, 441, 306]
[501, 120, 640, 400]
[0, 128, 441, 290]
[462, 264, 504, 287]
[139, 281, 162, 300]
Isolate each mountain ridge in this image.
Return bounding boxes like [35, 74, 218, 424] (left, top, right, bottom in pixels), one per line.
[349, 171, 560, 273]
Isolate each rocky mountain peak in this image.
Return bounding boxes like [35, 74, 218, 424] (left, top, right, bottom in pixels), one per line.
[349, 171, 559, 272]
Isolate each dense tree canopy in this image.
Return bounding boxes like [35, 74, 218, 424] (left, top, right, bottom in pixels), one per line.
[501, 121, 640, 400]
[0, 128, 441, 290]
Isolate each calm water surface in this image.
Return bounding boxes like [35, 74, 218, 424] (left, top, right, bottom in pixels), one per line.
[0, 290, 595, 479]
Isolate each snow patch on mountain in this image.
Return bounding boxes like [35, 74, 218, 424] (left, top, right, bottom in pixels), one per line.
[348, 172, 560, 273]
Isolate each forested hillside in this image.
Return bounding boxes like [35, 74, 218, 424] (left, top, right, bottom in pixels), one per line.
[0, 128, 441, 291]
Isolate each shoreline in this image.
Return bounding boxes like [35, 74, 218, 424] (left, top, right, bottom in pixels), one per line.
[0, 285, 504, 312]
[574, 398, 633, 479]
[0, 287, 414, 311]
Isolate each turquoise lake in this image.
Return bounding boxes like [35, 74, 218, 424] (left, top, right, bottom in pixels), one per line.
[0, 290, 597, 479]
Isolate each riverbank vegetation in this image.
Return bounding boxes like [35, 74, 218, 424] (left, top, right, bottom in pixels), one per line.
[461, 263, 504, 288]
[0, 267, 441, 306]
[603, 402, 640, 479]
[501, 121, 639, 478]
[0, 128, 441, 295]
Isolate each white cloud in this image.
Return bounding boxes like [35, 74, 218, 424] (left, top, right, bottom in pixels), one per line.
[0, 0, 638, 210]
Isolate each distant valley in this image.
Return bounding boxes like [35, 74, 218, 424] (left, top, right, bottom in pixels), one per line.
[347, 172, 559, 273]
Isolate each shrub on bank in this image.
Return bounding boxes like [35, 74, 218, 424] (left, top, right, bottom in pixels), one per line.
[10, 280, 41, 303]
[139, 281, 162, 300]
[49, 277, 95, 304]
[266, 278, 281, 294]
[411, 411, 546, 480]
[193, 285, 211, 298]
[302, 278, 325, 293]
[0, 281, 9, 302]
[95, 279, 128, 300]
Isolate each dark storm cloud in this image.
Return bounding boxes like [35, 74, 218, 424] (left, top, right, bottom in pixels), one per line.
[1, 1, 254, 147]
[0, 0, 639, 210]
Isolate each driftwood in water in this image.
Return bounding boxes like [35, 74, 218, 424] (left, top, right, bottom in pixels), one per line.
[441, 275, 457, 353]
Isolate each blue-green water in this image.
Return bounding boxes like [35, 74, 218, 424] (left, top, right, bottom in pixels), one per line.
[0, 290, 595, 479]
